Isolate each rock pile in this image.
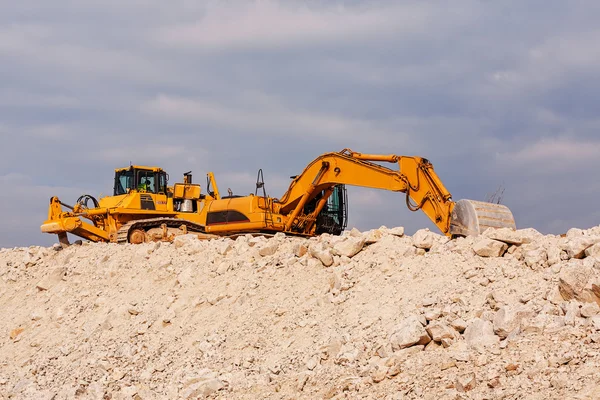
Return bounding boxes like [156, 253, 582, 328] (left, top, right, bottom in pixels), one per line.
[2, 225, 600, 399]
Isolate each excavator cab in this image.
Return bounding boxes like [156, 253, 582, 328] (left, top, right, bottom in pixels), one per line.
[308, 185, 348, 235]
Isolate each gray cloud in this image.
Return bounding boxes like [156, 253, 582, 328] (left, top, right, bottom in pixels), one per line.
[1, 0, 599, 248]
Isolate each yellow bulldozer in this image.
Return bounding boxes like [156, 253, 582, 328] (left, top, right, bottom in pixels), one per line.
[41, 149, 516, 245]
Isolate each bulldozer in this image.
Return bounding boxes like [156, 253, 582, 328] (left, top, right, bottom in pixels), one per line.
[41, 149, 516, 245]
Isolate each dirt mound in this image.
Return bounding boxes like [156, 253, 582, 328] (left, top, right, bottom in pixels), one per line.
[2, 226, 600, 399]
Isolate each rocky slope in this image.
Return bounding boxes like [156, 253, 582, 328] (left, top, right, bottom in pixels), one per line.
[2, 225, 600, 399]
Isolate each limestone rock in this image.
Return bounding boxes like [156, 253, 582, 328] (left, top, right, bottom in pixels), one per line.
[332, 237, 365, 258]
[558, 263, 599, 303]
[522, 247, 548, 269]
[451, 319, 468, 333]
[463, 318, 498, 347]
[364, 229, 385, 244]
[493, 306, 535, 339]
[456, 373, 476, 392]
[425, 323, 456, 343]
[259, 242, 279, 257]
[484, 228, 525, 245]
[581, 303, 600, 318]
[293, 243, 308, 257]
[389, 316, 431, 350]
[473, 238, 508, 258]
[412, 229, 435, 250]
[309, 245, 334, 267]
[388, 227, 405, 237]
[585, 243, 600, 261]
[565, 236, 600, 259]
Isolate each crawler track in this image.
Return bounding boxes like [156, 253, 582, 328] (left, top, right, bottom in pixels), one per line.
[116, 218, 207, 244]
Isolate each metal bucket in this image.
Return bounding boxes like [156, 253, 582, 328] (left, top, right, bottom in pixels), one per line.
[449, 199, 516, 237]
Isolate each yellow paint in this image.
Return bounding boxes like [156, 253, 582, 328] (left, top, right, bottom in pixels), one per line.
[41, 149, 475, 243]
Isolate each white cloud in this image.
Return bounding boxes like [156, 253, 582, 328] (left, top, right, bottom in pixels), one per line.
[156, 1, 434, 50]
[141, 93, 396, 142]
[0, 174, 93, 247]
[498, 137, 600, 168]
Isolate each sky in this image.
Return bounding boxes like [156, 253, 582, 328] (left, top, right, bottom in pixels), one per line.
[1, 0, 599, 248]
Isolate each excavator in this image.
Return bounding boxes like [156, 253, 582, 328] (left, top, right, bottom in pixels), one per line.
[41, 149, 516, 245]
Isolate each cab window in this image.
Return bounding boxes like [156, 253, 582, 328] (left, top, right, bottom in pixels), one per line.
[137, 170, 155, 192]
[114, 170, 134, 195]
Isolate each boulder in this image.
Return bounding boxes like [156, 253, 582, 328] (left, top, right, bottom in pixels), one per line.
[259, 242, 279, 257]
[309, 245, 334, 267]
[412, 229, 435, 250]
[585, 243, 600, 261]
[558, 262, 600, 304]
[484, 228, 525, 245]
[364, 229, 385, 244]
[332, 237, 365, 258]
[293, 243, 308, 257]
[425, 323, 456, 343]
[389, 316, 431, 350]
[388, 227, 405, 237]
[493, 306, 535, 339]
[472, 238, 508, 258]
[463, 318, 498, 347]
[581, 303, 600, 318]
[564, 237, 600, 259]
[522, 247, 548, 270]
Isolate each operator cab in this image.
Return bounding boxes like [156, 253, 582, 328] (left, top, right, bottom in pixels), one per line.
[114, 166, 168, 195]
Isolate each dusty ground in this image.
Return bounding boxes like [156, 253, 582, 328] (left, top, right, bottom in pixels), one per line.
[2, 225, 600, 399]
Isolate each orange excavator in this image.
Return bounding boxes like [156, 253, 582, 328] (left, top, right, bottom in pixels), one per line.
[41, 149, 516, 244]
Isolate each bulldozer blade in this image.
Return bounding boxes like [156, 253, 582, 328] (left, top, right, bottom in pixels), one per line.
[58, 232, 70, 246]
[449, 199, 516, 237]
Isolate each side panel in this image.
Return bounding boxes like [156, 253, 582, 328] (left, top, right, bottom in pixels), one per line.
[140, 194, 156, 210]
[206, 210, 250, 225]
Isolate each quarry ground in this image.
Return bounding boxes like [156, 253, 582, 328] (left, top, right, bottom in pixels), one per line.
[2, 225, 600, 399]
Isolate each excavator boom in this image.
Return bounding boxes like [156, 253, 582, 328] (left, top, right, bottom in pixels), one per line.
[276, 149, 515, 236]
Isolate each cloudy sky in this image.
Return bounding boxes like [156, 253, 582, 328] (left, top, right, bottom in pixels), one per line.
[1, 0, 599, 248]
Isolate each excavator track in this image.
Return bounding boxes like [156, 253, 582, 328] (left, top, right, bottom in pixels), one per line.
[116, 218, 207, 244]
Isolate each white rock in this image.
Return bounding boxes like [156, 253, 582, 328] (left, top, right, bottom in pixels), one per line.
[292, 243, 308, 257]
[523, 247, 548, 269]
[472, 239, 508, 258]
[463, 318, 498, 347]
[484, 228, 524, 245]
[581, 303, 600, 318]
[364, 229, 385, 244]
[426, 323, 456, 343]
[259, 242, 279, 257]
[389, 316, 431, 350]
[565, 237, 600, 259]
[558, 263, 598, 303]
[450, 319, 468, 333]
[456, 372, 476, 392]
[591, 315, 600, 331]
[412, 229, 435, 250]
[388, 227, 405, 237]
[332, 237, 365, 258]
[493, 306, 535, 339]
[585, 243, 600, 261]
[309, 245, 334, 267]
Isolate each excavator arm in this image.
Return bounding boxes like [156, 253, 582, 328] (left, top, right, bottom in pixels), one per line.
[277, 149, 515, 236]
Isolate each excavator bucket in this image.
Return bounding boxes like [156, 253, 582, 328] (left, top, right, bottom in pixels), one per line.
[449, 199, 516, 237]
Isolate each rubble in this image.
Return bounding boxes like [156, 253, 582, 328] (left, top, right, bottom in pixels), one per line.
[2, 224, 600, 398]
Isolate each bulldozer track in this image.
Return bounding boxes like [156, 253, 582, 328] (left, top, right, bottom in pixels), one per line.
[116, 218, 207, 244]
